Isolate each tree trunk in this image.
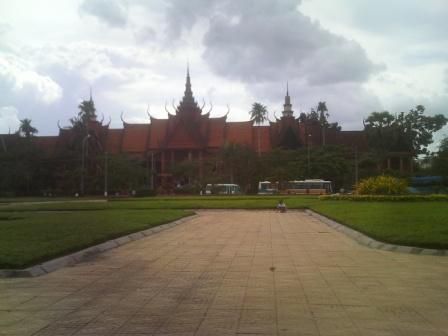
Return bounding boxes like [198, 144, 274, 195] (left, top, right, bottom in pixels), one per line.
[322, 126, 326, 146]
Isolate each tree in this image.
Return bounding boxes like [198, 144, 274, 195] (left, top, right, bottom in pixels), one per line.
[219, 143, 258, 192]
[317, 102, 328, 145]
[363, 111, 395, 154]
[433, 136, 448, 176]
[0, 134, 46, 196]
[107, 154, 146, 193]
[299, 104, 340, 140]
[364, 106, 447, 156]
[18, 118, 38, 138]
[69, 98, 98, 137]
[260, 146, 353, 191]
[250, 102, 268, 156]
[76, 99, 97, 124]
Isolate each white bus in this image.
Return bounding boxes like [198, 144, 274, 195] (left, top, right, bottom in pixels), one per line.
[284, 179, 332, 195]
[258, 181, 279, 195]
[205, 184, 242, 195]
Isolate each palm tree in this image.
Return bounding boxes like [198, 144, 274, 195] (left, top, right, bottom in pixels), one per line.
[18, 118, 38, 138]
[317, 101, 328, 146]
[78, 99, 97, 123]
[250, 102, 268, 156]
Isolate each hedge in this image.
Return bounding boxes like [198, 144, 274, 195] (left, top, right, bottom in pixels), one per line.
[319, 194, 448, 202]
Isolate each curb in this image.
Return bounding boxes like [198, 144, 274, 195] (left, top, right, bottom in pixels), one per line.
[0, 214, 198, 278]
[305, 209, 447, 256]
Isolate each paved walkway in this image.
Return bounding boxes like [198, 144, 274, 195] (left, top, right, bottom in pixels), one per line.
[1, 210, 448, 336]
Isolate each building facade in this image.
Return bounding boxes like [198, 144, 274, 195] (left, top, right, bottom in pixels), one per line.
[1, 69, 413, 192]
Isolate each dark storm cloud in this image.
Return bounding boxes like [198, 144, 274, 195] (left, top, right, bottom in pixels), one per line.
[79, 0, 128, 27]
[162, 0, 382, 86]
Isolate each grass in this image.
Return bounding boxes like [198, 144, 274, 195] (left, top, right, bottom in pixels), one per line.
[310, 201, 448, 250]
[0, 209, 192, 269]
[0, 195, 319, 211]
[1, 195, 447, 269]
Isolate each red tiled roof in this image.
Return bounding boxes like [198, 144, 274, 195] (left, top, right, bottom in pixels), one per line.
[148, 119, 168, 149]
[252, 126, 272, 152]
[336, 131, 368, 150]
[165, 123, 202, 149]
[121, 123, 149, 153]
[34, 136, 59, 156]
[106, 129, 123, 154]
[207, 118, 226, 148]
[225, 121, 254, 146]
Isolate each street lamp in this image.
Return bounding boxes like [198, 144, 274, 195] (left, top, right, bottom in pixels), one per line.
[104, 151, 108, 197]
[81, 134, 90, 196]
[307, 133, 312, 178]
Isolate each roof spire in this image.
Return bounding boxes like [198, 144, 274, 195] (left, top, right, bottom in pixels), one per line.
[184, 63, 193, 99]
[177, 63, 201, 116]
[282, 81, 294, 117]
[89, 86, 93, 102]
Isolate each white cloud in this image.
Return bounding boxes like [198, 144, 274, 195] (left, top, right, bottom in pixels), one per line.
[79, 0, 129, 27]
[0, 54, 62, 104]
[0, 106, 20, 133]
[0, 0, 445, 139]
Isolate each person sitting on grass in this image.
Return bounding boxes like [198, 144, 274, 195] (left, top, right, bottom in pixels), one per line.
[276, 199, 287, 213]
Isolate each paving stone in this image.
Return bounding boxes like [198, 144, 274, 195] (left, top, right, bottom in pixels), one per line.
[1, 210, 448, 336]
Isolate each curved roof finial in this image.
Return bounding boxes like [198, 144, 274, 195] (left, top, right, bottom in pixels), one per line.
[207, 101, 213, 114]
[274, 111, 280, 121]
[100, 113, 104, 124]
[164, 101, 170, 115]
[225, 104, 230, 117]
[172, 99, 178, 114]
[200, 98, 206, 110]
[57, 120, 62, 130]
[146, 104, 151, 120]
[120, 111, 126, 124]
[106, 116, 111, 126]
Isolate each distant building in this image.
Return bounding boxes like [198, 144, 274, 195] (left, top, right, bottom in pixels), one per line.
[0, 68, 413, 191]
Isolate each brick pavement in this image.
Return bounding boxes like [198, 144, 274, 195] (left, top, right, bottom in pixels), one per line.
[1, 210, 448, 336]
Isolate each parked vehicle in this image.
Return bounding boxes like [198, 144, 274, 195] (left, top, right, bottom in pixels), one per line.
[205, 183, 242, 195]
[258, 181, 279, 195]
[283, 179, 332, 195]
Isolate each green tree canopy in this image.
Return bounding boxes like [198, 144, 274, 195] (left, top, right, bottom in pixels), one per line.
[218, 143, 259, 192]
[364, 105, 447, 156]
[18, 118, 38, 138]
[250, 102, 268, 125]
[299, 104, 340, 131]
[250, 102, 268, 155]
[70, 98, 97, 129]
[432, 136, 448, 176]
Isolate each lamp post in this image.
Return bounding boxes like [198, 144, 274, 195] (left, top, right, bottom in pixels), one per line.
[307, 133, 312, 178]
[104, 151, 108, 197]
[81, 134, 90, 196]
[354, 146, 359, 187]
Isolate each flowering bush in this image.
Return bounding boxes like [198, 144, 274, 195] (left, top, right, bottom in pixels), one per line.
[355, 175, 408, 195]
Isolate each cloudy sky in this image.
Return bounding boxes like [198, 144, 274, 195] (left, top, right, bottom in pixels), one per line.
[1, 0, 447, 144]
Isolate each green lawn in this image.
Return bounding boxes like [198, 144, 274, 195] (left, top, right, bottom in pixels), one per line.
[0, 209, 192, 269]
[0, 195, 319, 211]
[310, 201, 448, 250]
[1, 196, 447, 269]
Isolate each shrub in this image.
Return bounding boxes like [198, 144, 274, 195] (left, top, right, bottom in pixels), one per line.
[355, 175, 408, 195]
[319, 194, 448, 202]
[135, 188, 157, 197]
